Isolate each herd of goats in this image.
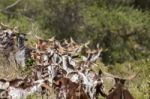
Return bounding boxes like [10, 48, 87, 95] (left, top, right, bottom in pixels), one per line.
[0, 23, 149, 99]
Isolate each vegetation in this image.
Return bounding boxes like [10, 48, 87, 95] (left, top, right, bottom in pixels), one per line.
[0, 0, 150, 98]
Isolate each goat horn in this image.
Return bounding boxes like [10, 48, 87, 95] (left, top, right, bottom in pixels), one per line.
[48, 36, 55, 42]
[103, 70, 141, 81]
[0, 22, 12, 29]
[84, 41, 90, 48]
[125, 70, 141, 80]
[96, 43, 100, 49]
[41, 83, 51, 91]
[35, 35, 42, 40]
[0, 22, 7, 27]
[70, 37, 75, 44]
[66, 71, 78, 77]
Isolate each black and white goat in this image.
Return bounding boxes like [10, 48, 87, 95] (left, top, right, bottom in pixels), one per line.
[15, 33, 32, 69]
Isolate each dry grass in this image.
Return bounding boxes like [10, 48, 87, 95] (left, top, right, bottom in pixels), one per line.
[0, 53, 20, 80]
[26, 91, 56, 99]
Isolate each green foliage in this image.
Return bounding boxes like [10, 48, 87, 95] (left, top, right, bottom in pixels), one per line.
[81, 6, 150, 64]
[0, 0, 150, 64]
[133, 0, 150, 10]
[0, 13, 7, 21]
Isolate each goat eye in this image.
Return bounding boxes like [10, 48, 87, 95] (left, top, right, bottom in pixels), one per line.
[1, 93, 6, 97]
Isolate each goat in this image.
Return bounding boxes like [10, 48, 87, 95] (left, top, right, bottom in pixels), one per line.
[15, 33, 32, 69]
[0, 30, 16, 65]
[106, 77, 134, 99]
[53, 76, 88, 99]
[7, 79, 51, 99]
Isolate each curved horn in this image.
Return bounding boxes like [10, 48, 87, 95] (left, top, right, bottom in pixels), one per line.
[84, 41, 90, 48]
[103, 70, 141, 81]
[0, 22, 11, 29]
[64, 39, 69, 45]
[96, 43, 100, 49]
[48, 36, 55, 42]
[41, 83, 51, 91]
[35, 35, 42, 40]
[13, 26, 19, 33]
[66, 71, 78, 78]
[70, 37, 76, 44]
[124, 70, 141, 80]
[59, 68, 67, 75]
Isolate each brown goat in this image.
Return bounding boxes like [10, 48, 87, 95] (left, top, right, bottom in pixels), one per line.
[107, 78, 134, 99]
[54, 77, 88, 99]
[36, 39, 47, 51]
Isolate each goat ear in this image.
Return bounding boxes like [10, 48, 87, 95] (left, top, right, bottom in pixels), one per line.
[3, 82, 9, 89]
[98, 69, 102, 76]
[120, 79, 126, 85]
[114, 78, 119, 84]
[61, 69, 67, 75]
